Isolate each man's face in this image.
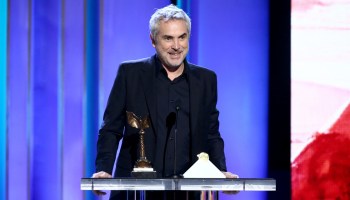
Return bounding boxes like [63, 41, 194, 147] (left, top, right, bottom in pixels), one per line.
[151, 19, 189, 70]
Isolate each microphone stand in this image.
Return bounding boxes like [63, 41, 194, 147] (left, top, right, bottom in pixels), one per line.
[173, 105, 181, 200]
[173, 105, 180, 179]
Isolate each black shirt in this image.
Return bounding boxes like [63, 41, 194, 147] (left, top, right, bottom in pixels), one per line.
[155, 57, 191, 177]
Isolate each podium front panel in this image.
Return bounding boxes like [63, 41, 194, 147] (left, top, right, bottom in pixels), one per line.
[81, 178, 174, 191]
[177, 179, 244, 191]
[244, 179, 276, 191]
[81, 178, 276, 191]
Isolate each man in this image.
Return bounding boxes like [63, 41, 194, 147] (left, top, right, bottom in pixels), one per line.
[92, 4, 237, 199]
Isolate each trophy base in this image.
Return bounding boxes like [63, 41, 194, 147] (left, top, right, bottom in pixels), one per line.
[131, 169, 157, 178]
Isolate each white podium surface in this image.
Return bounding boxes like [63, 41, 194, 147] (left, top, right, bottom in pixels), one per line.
[81, 178, 276, 191]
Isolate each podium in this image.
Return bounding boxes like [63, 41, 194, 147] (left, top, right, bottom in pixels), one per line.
[81, 178, 276, 200]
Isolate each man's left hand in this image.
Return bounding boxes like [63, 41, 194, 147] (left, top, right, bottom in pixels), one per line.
[222, 171, 239, 178]
[222, 171, 240, 195]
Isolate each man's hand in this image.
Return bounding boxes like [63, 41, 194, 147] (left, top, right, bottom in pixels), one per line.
[222, 171, 239, 179]
[91, 171, 112, 196]
[222, 171, 240, 195]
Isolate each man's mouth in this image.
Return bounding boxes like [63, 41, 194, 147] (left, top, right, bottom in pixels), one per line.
[169, 52, 182, 58]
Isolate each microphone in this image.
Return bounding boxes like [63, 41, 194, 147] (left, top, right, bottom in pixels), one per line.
[172, 101, 182, 200]
[173, 100, 182, 178]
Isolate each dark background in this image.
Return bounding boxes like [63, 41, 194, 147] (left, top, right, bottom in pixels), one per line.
[268, 0, 291, 200]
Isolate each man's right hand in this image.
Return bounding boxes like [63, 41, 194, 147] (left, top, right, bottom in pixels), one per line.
[91, 171, 112, 196]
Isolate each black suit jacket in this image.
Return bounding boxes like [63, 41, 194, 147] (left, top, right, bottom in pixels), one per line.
[96, 55, 227, 177]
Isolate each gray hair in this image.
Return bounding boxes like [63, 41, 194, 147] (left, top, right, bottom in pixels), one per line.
[149, 4, 191, 38]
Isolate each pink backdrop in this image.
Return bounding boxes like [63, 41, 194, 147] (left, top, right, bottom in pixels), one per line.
[291, 0, 350, 199]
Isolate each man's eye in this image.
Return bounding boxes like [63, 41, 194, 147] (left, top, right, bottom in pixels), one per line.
[180, 35, 188, 41]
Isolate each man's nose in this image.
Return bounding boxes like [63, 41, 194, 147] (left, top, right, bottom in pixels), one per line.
[172, 39, 180, 50]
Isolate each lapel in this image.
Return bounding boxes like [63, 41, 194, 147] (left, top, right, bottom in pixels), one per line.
[140, 56, 158, 132]
[186, 62, 201, 138]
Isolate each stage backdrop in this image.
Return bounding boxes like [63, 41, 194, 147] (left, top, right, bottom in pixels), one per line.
[1, 0, 269, 200]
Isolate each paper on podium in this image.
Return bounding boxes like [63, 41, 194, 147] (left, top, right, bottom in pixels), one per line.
[183, 152, 225, 178]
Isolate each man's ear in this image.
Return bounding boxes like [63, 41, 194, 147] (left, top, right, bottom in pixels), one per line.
[150, 34, 156, 47]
